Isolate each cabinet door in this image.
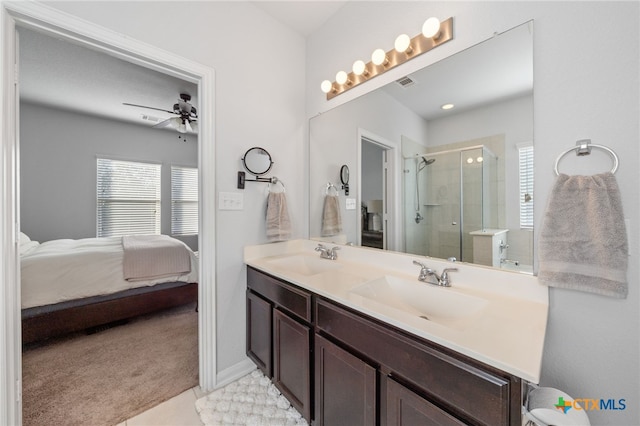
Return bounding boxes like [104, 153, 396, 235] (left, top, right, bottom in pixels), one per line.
[246, 290, 272, 377]
[273, 308, 311, 421]
[384, 376, 466, 426]
[315, 334, 376, 426]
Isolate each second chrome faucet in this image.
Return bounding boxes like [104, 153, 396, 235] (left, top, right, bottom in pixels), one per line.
[413, 260, 458, 287]
[315, 244, 340, 260]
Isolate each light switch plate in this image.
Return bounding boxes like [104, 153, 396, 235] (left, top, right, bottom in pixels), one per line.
[219, 192, 244, 210]
[345, 198, 357, 210]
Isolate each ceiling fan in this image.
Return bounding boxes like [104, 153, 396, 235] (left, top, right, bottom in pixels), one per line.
[123, 93, 198, 134]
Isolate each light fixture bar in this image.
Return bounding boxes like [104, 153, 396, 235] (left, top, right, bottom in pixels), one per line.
[324, 17, 454, 100]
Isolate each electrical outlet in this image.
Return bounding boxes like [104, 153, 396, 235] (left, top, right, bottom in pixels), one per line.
[345, 198, 357, 210]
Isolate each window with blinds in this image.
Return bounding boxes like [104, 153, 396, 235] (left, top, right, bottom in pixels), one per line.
[97, 158, 161, 237]
[171, 166, 199, 236]
[518, 144, 534, 229]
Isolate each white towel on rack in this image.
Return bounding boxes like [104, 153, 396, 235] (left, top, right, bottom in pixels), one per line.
[266, 192, 292, 242]
[538, 172, 628, 298]
[321, 195, 342, 237]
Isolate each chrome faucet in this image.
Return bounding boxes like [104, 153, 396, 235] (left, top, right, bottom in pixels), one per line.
[413, 260, 458, 287]
[315, 244, 340, 260]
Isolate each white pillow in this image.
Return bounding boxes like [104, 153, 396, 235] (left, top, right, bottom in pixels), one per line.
[19, 232, 31, 245]
[20, 240, 40, 256]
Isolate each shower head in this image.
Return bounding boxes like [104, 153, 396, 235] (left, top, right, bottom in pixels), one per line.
[417, 156, 436, 171]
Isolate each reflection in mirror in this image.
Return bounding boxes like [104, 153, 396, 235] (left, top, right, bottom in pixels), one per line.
[242, 147, 273, 176]
[310, 21, 534, 273]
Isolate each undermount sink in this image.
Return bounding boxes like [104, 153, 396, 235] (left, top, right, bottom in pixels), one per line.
[349, 275, 488, 327]
[266, 254, 342, 276]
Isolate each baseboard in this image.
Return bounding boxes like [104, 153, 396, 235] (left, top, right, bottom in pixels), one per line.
[215, 357, 257, 388]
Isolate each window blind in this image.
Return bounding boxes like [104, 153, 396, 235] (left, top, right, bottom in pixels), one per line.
[171, 166, 199, 236]
[97, 158, 161, 237]
[518, 145, 534, 229]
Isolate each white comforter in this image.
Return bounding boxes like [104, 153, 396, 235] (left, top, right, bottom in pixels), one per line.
[21, 236, 198, 309]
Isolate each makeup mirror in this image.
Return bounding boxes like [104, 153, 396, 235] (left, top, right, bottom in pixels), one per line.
[242, 147, 273, 176]
[340, 165, 350, 195]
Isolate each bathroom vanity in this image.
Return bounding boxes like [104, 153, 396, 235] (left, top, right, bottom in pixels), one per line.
[245, 240, 548, 425]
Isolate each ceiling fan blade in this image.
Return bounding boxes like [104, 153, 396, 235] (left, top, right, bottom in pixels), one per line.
[152, 118, 173, 129]
[189, 121, 198, 133]
[123, 102, 174, 115]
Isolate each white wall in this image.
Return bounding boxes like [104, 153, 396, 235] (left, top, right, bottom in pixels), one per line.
[45, 1, 307, 374]
[307, 2, 639, 425]
[20, 102, 198, 250]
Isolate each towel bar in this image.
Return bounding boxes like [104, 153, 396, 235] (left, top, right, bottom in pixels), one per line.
[325, 182, 339, 195]
[268, 178, 285, 193]
[554, 139, 619, 176]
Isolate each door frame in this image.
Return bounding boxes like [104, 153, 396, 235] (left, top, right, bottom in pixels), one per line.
[0, 3, 217, 424]
[357, 128, 399, 251]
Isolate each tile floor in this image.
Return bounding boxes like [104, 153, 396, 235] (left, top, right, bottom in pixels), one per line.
[117, 386, 206, 426]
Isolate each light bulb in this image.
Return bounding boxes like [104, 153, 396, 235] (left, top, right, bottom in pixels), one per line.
[477, 156, 484, 163]
[335, 71, 348, 85]
[371, 48, 387, 66]
[321, 80, 333, 93]
[394, 34, 412, 53]
[466, 157, 474, 164]
[422, 17, 441, 39]
[441, 103, 454, 110]
[352, 60, 367, 76]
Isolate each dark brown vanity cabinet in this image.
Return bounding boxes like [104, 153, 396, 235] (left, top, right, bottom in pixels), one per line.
[246, 267, 312, 421]
[383, 376, 466, 425]
[246, 290, 272, 377]
[315, 334, 377, 425]
[247, 266, 522, 426]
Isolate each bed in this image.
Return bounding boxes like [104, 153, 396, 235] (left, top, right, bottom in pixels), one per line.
[20, 232, 198, 344]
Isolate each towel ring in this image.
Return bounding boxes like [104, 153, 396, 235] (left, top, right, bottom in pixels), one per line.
[325, 182, 338, 196]
[554, 140, 619, 176]
[268, 177, 285, 193]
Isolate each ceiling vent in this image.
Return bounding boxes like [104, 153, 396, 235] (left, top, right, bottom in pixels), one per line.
[395, 76, 416, 88]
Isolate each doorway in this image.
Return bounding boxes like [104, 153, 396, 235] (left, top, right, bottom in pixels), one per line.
[358, 130, 398, 251]
[1, 3, 216, 423]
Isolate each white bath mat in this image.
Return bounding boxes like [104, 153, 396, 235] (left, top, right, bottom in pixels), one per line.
[195, 369, 309, 426]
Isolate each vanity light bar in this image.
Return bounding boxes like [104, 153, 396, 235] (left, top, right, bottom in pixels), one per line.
[322, 17, 454, 100]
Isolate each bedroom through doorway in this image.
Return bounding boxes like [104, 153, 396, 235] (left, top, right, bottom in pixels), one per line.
[3, 3, 216, 422]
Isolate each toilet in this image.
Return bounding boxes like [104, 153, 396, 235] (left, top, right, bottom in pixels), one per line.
[523, 386, 591, 426]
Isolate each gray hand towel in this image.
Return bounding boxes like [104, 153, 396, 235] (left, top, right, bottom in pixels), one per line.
[266, 192, 292, 242]
[321, 195, 342, 237]
[538, 172, 628, 298]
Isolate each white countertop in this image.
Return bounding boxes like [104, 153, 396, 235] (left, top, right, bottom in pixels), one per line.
[244, 239, 548, 383]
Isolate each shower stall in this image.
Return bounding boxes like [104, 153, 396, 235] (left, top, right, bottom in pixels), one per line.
[404, 145, 498, 262]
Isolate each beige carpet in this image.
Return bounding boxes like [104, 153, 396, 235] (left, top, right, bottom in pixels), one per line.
[22, 304, 198, 426]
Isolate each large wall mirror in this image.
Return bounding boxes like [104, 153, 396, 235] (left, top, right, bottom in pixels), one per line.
[310, 21, 534, 274]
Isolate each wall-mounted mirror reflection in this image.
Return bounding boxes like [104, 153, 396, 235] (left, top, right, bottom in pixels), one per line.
[310, 21, 534, 273]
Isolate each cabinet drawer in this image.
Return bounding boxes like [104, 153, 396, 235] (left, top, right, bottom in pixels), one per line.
[316, 298, 511, 426]
[247, 267, 312, 323]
